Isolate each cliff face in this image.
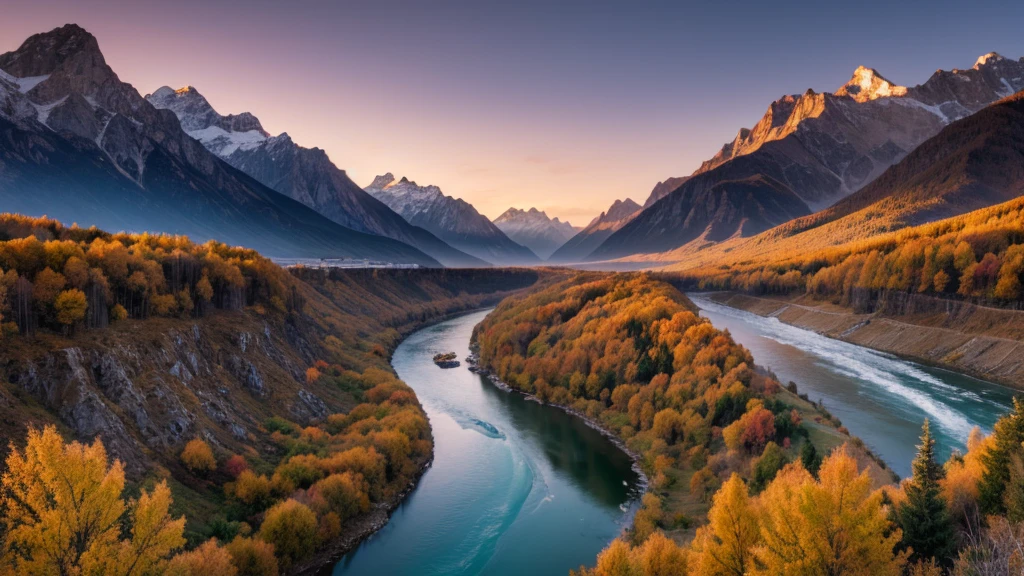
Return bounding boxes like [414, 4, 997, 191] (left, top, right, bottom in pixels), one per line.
[2, 313, 312, 476]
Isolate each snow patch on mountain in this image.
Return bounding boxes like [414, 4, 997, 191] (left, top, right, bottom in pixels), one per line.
[188, 125, 267, 156]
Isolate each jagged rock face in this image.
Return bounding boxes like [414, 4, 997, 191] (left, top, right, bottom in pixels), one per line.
[605, 55, 1024, 261]
[548, 198, 642, 263]
[148, 86, 267, 136]
[0, 24, 440, 265]
[146, 86, 484, 267]
[0, 313, 324, 477]
[492, 207, 579, 260]
[365, 173, 539, 265]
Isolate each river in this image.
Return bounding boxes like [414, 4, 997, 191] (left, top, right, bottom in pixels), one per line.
[332, 309, 642, 576]
[688, 293, 1017, 478]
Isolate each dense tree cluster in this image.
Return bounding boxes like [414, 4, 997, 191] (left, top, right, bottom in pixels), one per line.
[477, 273, 1024, 575]
[574, 402, 1024, 576]
[673, 197, 1024, 307]
[0, 214, 299, 335]
[216, 363, 431, 569]
[475, 274, 817, 542]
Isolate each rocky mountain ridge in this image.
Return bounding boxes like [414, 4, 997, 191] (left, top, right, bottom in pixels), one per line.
[146, 85, 486, 267]
[0, 24, 439, 265]
[548, 198, 642, 263]
[597, 53, 1024, 262]
[492, 207, 579, 260]
[364, 173, 539, 264]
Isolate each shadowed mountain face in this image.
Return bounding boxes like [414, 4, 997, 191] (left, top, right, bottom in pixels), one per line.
[0, 24, 440, 265]
[599, 55, 1024, 262]
[492, 207, 579, 260]
[146, 86, 486, 268]
[754, 90, 1024, 249]
[364, 174, 539, 265]
[589, 175, 811, 260]
[548, 198, 641, 263]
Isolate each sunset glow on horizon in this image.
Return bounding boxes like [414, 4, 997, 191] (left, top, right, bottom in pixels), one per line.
[4, 0, 1024, 223]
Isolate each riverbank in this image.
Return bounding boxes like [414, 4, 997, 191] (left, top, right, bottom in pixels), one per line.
[466, 348, 650, 493]
[707, 291, 1024, 389]
[296, 454, 433, 576]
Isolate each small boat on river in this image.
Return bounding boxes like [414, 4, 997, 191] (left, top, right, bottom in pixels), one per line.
[433, 352, 460, 368]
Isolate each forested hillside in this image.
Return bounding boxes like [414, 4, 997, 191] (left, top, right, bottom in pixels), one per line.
[0, 213, 540, 575]
[672, 195, 1024, 309]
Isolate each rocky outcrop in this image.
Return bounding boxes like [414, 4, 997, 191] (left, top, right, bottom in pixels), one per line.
[0, 311, 323, 476]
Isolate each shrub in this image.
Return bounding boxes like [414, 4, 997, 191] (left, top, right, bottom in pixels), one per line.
[259, 499, 318, 569]
[181, 439, 216, 474]
[225, 536, 278, 576]
[167, 539, 236, 576]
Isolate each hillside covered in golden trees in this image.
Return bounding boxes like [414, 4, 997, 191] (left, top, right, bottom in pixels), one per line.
[671, 195, 1024, 309]
[474, 273, 1024, 575]
[0, 214, 540, 575]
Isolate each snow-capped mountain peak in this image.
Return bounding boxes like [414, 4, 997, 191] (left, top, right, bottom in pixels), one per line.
[493, 207, 578, 260]
[364, 174, 539, 264]
[836, 66, 908, 103]
[146, 85, 269, 156]
[974, 52, 1006, 69]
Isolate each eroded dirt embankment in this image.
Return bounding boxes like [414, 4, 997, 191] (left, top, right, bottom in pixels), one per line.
[709, 291, 1024, 389]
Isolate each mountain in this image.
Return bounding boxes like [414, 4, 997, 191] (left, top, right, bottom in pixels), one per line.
[593, 54, 1024, 261]
[548, 198, 642, 263]
[492, 208, 579, 260]
[364, 174, 539, 265]
[146, 86, 486, 268]
[746, 89, 1024, 254]
[0, 24, 439, 266]
[644, 176, 689, 208]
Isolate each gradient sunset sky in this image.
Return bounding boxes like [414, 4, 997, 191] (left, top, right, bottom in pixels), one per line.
[4, 0, 1024, 223]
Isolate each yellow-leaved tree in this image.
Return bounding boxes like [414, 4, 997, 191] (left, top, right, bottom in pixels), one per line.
[689, 473, 760, 576]
[0, 426, 186, 575]
[753, 446, 905, 576]
[571, 532, 687, 576]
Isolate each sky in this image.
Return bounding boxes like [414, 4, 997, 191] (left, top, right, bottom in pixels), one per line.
[4, 0, 1024, 223]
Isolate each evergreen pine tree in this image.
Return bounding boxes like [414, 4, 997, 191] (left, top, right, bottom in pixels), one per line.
[800, 441, 821, 477]
[979, 397, 1024, 515]
[896, 419, 956, 567]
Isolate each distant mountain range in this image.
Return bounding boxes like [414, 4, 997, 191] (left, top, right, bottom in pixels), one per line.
[493, 208, 579, 260]
[591, 54, 1024, 262]
[145, 86, 486, 267]
[0, 25, 441, 265]
[364, 174, 538, 265]
[548, 198, 641, 263]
